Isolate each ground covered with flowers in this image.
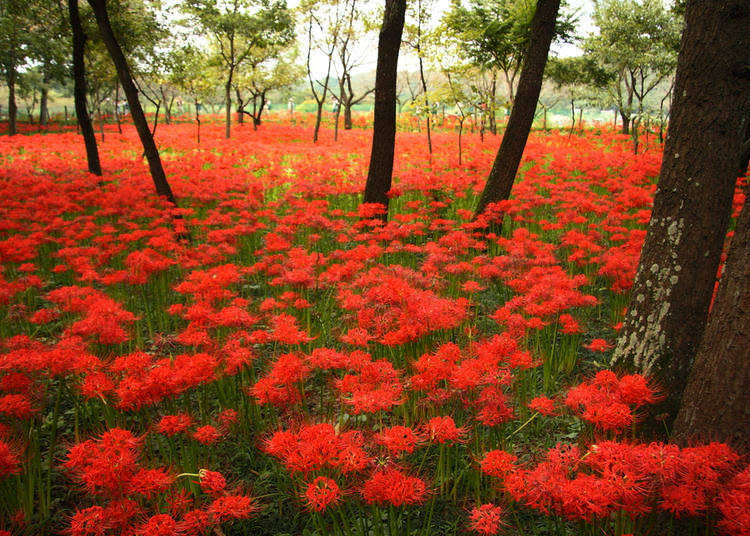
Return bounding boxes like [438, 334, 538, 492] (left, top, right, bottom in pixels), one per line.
[0, 116, 747, 536]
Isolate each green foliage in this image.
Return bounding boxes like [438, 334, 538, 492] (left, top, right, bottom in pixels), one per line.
[585, 0, 682, 120]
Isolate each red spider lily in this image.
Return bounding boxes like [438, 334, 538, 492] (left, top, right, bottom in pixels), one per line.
[263, 423, 371, 475]
[717, 466, 750, 536]
[528, 396, 558, 416]
[335, 359, 405, 414]
[584, 338, 613, 352]
[565, 371, 659, 432]
[193, 425, 221, 446]
[480, 450, 518, 480]
[376, 425, 424, 455]
[198, 470, 227, 497]
[136, 514, 178, 536]
[303, 476, 342, 512]
[361, 467, 428, 507]
[0, 439, 20, 478]
[156, 414, 194, 437]
[207, 494, 257, 523]
[468, 503, 506, 535]
[424, 416, 468, 444]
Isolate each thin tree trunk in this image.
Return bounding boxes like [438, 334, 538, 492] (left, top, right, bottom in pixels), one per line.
[739, 117, 750, 176]
[611, 0, 750, 431]
[672, 180, 750, 454]
[7, 62, 17, 136]
[194, 97, 201, 144]
[225, 78, 232, 138]
[361, 0, 407, 219]
[473, 0, 560, 219]
[39, 70, 49, 126]
[620, 108, 630, 134]
[115, 82, 122, 134]
[87, 0, 177, 205]
[69, 0, 101, 175]
[418, 51, 432, 154]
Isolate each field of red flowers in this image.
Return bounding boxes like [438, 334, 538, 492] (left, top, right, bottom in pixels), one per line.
[0, 116, 747, 536]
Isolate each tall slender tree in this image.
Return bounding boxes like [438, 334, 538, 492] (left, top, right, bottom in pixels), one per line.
[611, 0, 750, 429]
[87, 0, 177, 205]
[361, 0, 406, 218]
[69, 0, 102, 176]
[473, 0, 560, 219]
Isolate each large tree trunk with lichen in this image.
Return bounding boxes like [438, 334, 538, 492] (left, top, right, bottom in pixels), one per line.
[473, 0, 560, 219]
[611, 0, 750, 431]
[672, 182, 750, 454]
[87, 0, 177, 205]
[69, 0, 101, 176]
[361, 0, 406, 219]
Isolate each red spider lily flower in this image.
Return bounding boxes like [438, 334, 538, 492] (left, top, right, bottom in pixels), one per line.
[584, 338, 612, 352]
[193, 425, 221, 446]
[166, 489, 192, 517]
[178, 509, 212, 536]
[70, 506, 110, 536]
[565, 371, 658, 432]
[468, 503, 506, 535]
[480, 450, 518, 480]
[475, 386, 515, 426]
[303, 476, 342, 512]
[127, 468, 175, 498]
[156, 414, 194, 436]
[361, 467, 428, 507]
[424, 415, 468, 444]
[136, 514, 178, 536]
[462, 280, 485, 293]
[0, 440, 20, 478]
[198, 469, 227, 497]
[267, 313, 314, 345]
[0, 393, 35, 419]
[336, 359, 405, 414]
[207, 494, 257, 523]
[528, 396, 558, 416]
[717, 466, 750, 536]
[79, 372, 115, 401]
[376, 425, 423, 455]
[263, 423, 371, 475]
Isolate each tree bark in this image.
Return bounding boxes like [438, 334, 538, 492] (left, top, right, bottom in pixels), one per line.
[69, 0, 102, 176]
[672, 182, 750, 454]
[739, 116, 750, 176]
[611, 0, 750, 430]
[7, 57, 17, 136]
[87, 0, 177, 205]
[361, 0, 406, 219]
[473, 0, 560, 219]
[39, 68, 49, 127]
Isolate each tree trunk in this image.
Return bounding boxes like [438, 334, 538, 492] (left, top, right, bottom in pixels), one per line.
[473, 0, 560, 219]
[69, 0, 101, 175]
[115, 83, 122, 134]
[39, 69, 49, 127]
[418, 48, 432, 154]
[344, 102, 353, 130]
[611, 0, 750, 431]
[672, 181, 750, 454]
[313, 101, 324, 143]
[7, 60, 17, 136]
[739, 117, 750, 176]
[225, 79, 232, 138]
[87, 0, 177, 205]
[620, 108, 630, 135]
[361, 0, 406, 219]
